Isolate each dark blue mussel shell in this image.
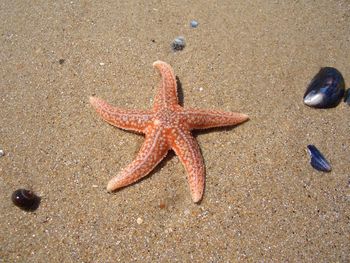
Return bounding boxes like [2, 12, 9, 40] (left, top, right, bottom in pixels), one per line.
[307, 145, 331, 172]
[344, 88, 350, 105]
[303, 67, 345, 108]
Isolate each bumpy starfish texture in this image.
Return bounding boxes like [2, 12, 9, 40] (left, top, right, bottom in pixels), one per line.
[90, 61, 249, 202]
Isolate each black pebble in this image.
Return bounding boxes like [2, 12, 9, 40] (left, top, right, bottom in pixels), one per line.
[59, 59, 65, 65]
[11, 189, 40, 211]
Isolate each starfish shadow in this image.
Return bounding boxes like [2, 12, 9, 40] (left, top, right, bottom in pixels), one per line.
[176, 76, 185, 106]
[195, 125, 242, 135]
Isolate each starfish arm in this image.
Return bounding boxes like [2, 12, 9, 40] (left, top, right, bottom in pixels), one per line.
[106, 127, 169, 192]
[90, 96, 153, 133]
[152, 61, 179, 110]
[181, 108, 249, 130]
[171, 128, 205, 203]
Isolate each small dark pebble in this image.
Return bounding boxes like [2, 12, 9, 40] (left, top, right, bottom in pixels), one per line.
[171, 36, 185, 51]
[151, 39, 156, 43]
[11, 189, 40, 211]
[59, 59, 65, 65]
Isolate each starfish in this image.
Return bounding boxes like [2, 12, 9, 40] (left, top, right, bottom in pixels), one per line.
[90, 61, 249, 202]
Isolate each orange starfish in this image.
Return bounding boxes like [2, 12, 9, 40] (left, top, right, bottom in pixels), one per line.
[90, 61, 249, 202]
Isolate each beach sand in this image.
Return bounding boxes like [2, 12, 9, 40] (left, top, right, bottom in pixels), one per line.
[1, 0, 349, 262]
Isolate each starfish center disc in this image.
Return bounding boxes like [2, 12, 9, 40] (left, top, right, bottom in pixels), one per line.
[154, 109, 180, 128]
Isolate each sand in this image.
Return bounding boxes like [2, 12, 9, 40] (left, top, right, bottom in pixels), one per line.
[1, 0, 349, 262]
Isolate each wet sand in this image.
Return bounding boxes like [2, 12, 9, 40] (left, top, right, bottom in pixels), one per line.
[1, 1, 349, 262]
